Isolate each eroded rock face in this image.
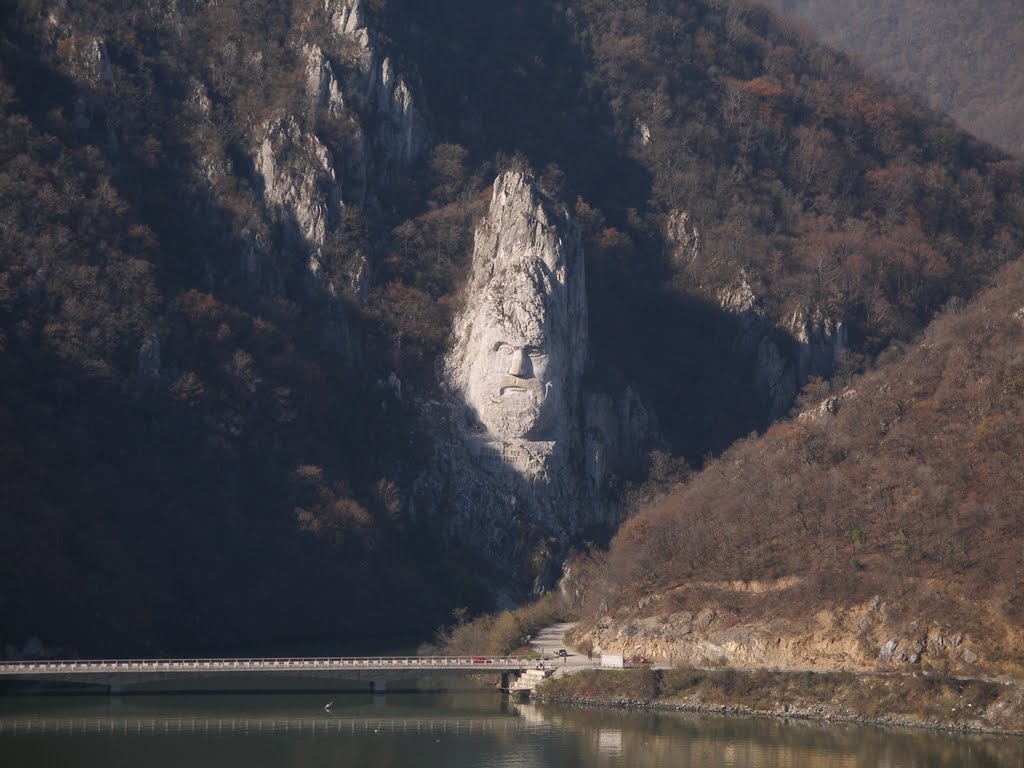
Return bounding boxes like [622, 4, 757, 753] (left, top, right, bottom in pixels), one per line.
[60, 34, 114, 86]
[304, 45, 344, 120]
[255, 115, 341, 249]
[429, 173, 639, 593]
[327, 0, 423, 179]
[715, 274, 846, 419]
[574, 586, 995, 676]
[328, 0, 366, 39]
[447, 172, 586, 445]
[788, 306, 847, 382]
[716, 274, 798, 419]
[665, 209, 701, 266]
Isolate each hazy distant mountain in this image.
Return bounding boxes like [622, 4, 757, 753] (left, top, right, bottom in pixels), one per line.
[763, 0, 1024, 155]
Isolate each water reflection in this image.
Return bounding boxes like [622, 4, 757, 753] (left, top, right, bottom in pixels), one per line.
[0, 692, 1020, 767]
[518, 701, 1024, 768]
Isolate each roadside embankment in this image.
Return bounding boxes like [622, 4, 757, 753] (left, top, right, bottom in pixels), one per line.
[534, 667, 1024, 735]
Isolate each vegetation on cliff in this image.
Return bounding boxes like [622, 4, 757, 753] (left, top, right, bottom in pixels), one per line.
[2, 0, 1023, 657]
[379, 0, 1024, 456]
[568, 255, 1024, 675]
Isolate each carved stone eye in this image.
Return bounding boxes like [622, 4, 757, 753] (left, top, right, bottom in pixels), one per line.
[494, 343, 514, 355]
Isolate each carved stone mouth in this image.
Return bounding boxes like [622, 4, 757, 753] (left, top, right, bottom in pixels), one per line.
[500, 386, 529, 396]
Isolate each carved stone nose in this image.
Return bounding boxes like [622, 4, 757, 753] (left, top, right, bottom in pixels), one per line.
[508, 349, 527, 377]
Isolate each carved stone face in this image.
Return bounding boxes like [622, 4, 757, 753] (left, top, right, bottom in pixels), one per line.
[465, 314, 564, 440]
[447, 171, 586, 444]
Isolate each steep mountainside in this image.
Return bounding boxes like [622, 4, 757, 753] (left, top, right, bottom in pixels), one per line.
[762, 0, 1024, 156]
[379, 0, 1024, 455]
[0, 0, 465, 656]
[566, 256, 1024, 677]
[2, 0, 1023, 657]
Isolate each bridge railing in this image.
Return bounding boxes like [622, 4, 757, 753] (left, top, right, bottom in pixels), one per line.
[0, 656, 535, 674]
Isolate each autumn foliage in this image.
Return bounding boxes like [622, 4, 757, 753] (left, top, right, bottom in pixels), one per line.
[582, 257, 1024, 651]
[2, 0, 1024, 656]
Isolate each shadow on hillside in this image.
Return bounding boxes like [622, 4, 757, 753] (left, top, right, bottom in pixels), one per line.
[0, 3, 815, 657]
[379, 0, 652, 217]
[0, 29, 472, 657]
[589, 281, 801, 466]
[380, 0, 809, 464]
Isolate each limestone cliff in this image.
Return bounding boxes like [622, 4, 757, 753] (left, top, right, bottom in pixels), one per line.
[423, 173, 644, 594]
[715, 271, 845, 419]
[255, 115, 341, 251]
[667, 209, 847, 420]
[328, 0, 425, 181]
[304, 44, 345, 121]
[787, 306, 847, 384]
[181, 0, 426, 295]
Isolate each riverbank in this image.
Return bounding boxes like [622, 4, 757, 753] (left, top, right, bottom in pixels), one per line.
[534, 667, 1024, 735]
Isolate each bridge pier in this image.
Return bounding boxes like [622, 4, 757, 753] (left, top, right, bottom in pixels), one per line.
[371, 678, 387, 693]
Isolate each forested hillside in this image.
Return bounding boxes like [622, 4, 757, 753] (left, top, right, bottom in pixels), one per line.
[569, 255, 1024, 674]
[762, 0, 1024, 156]
[2, 0, 1023, 657]
[0, 0, 476, 655]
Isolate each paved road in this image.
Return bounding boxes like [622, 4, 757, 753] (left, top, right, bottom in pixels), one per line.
[528, 622, 595, 669]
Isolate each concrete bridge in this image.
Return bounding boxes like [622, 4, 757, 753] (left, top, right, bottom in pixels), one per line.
[0, 656, 542, 693]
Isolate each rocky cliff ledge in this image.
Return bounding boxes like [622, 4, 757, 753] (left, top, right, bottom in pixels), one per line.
[566, 577, 1023, 680]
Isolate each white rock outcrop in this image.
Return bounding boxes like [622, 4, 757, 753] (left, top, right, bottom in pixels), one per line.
[716, 274, 798, 419]
[373, 57, 418, 171]
[328, 0, 366, 39]
[665, 209, 701, 265]
[788, 306, 847, 382]
[326, 0, 423, 178]
[798, 388, 857, 422]
[304, 45, 345, 120]
[63, 34, 114, 85]
[255, 115, 341, 249]
[429, 173, 640, 592]
[447, 171, 586, 447]
[715, 274, 847, 419]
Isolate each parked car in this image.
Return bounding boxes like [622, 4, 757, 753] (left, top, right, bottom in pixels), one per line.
[555, 649, 568, 658]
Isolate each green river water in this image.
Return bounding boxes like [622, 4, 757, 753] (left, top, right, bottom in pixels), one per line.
[1, 684, 1022, 767]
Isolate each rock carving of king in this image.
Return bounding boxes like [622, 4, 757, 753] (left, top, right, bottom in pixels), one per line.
[447, 172, 586, 449]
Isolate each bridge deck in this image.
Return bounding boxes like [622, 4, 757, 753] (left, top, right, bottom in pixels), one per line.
[0, 656, 533, 678]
